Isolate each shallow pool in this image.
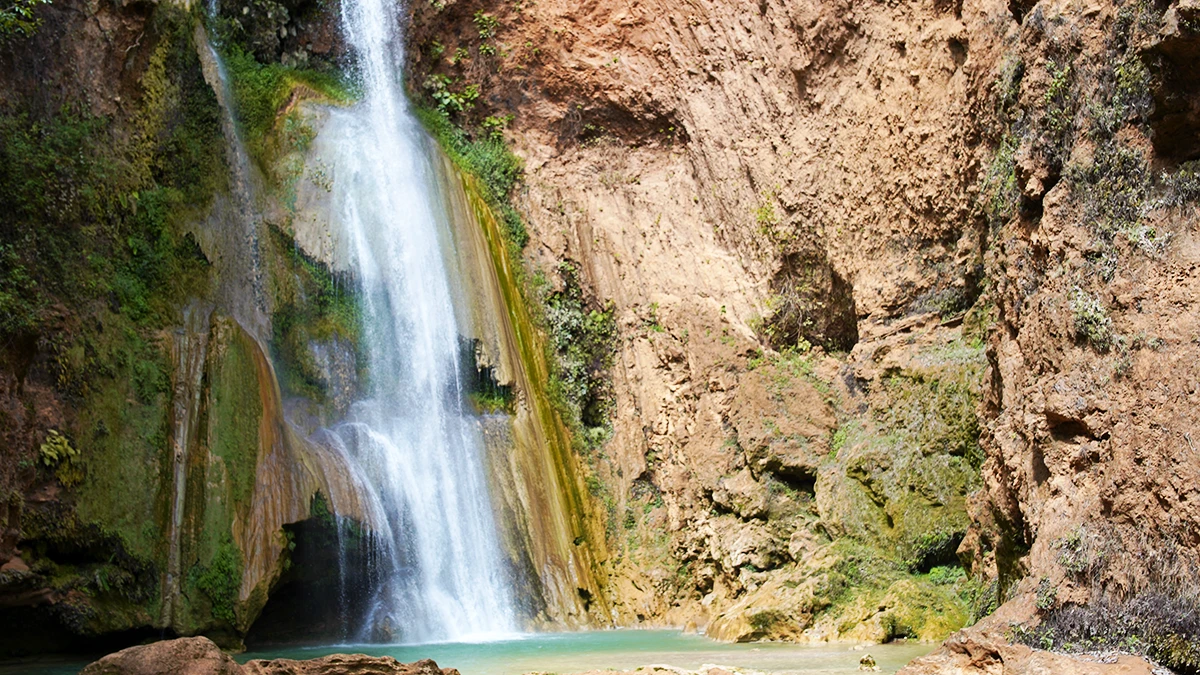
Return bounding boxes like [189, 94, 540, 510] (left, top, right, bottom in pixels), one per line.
[0, 629, 934, 675]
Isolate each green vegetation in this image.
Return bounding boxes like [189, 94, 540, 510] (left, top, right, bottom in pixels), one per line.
[473, 11, 499, 56]
[469, 388, 514, 414]
[880, 371, 984, 469]
[268, 226, 361, 402]
[0, 0, 49, 40]
[0, 11, 220, 340]
[1035, 577, 1058, 610]
[1040, 59, 1076, 165]
[1091, 55, 1152, 137]
[38, 430, 82, 488]
[0, 9, 223, 598]
[1070, 286, 1113, 351]
[749, 609, 787, 633]
[208, 324, 265, 509]
[192, 539, 244, 623]
[221, 45, 353, 172]
[819, 539, 975, 641]
[541, 262, 618, 447]
[981, 133, 1019, 226]
[473, 10, 498, 40]
[414, 104, 528, 249]
[754, 188, 782, 240]
[424, 74, 481, 115]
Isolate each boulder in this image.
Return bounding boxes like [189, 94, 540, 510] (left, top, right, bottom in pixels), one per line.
[711, 470, 769, 520]
[80, 637, 241, 675]
[81, 638, 462, 675]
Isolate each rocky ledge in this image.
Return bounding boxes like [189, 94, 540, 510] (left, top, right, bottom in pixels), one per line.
[80, 637, 461, 675]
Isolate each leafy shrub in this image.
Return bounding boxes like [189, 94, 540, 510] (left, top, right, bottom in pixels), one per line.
[1036, 577, 1058, 611]
[928, 565, 967, 586]
[473, 10, 498, 40]
[0, 0, 49, 40]
[544, 262, 617, 438]
[424, 74, 480, 115]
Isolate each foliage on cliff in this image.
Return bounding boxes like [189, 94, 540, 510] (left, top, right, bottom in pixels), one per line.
[0, 4, 242, 651]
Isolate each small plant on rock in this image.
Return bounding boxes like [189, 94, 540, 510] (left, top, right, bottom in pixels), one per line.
[1070, 287, 1113, 351]
[1036, 577, 1058, 611]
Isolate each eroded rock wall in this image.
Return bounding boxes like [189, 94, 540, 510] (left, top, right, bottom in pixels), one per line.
[406, 0, 1200, 649]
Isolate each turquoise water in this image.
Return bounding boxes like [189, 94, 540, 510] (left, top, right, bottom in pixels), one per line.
[0, 630, 933, 675]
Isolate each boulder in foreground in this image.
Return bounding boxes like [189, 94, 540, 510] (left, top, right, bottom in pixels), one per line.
[80, 637, 461, 675]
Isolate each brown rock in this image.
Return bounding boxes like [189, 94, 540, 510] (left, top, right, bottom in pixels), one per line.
[81, 638, 461, 675]
[244, 655, 459, 675]
[80, 637, 242, 675]
[899, 625, 1156, 675]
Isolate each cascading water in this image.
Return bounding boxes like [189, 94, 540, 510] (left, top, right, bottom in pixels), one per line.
[316, 0, 518, 643]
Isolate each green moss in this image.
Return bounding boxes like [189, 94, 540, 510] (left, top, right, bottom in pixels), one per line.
[219, 44, 353, 173]
[69, 316, 176, 564]
[191, 539, 243, 623]
[460, 171, 610, 589]
[749, 609, 787, 633]
[981, 133, 1019, 227]
[879, 371, 983, 467]
[267, 225, 361, 401]
[208, 325, 263, 510]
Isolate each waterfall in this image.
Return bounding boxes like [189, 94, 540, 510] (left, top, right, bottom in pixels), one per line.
[317, 0, 518, 643]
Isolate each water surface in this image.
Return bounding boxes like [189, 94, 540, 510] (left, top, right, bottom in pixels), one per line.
[0, 630, 934, 675]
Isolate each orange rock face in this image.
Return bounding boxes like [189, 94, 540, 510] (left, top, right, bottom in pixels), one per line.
[404, 0, 1200, 661]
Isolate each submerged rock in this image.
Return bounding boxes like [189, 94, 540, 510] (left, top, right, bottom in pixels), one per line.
[80, 637, 462, 675]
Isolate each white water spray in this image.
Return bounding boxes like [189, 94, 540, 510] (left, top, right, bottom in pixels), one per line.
[321, 0, 518, 643]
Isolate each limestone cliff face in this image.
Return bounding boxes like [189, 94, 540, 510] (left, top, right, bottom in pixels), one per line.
[406, 0, 1200, 652]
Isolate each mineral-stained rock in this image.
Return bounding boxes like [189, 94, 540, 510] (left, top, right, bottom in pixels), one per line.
[80, 637, 462, 675]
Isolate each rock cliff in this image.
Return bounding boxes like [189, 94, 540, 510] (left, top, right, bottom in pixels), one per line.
[405, 0, 1200, 662]
[2, 0, 1199, 665]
